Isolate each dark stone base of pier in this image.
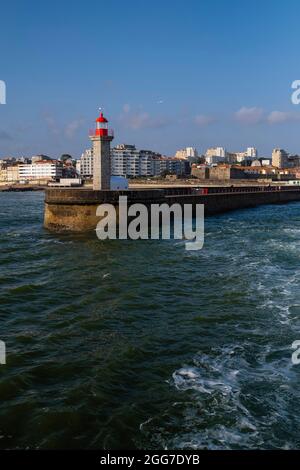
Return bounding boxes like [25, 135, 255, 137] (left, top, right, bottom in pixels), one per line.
[44, 186, 300, 232]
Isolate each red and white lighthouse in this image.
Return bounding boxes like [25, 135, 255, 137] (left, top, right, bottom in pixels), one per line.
[90, 111, 114, 190]
[95, 112, 108, 137]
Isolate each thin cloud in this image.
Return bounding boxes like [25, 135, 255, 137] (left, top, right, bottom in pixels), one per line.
[42, 111, 85, 139]
[235, 106, 264, 124]
[267, 110, 300, 124]
[119, 109, 172, 130]
[64, 118, 85, 138]
[194, 114, 216, 126]
[42, 112, 60, 135]
[235, 107, 300, 125]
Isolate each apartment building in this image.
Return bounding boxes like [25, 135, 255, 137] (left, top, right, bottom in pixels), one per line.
[18, 161, 63, 180]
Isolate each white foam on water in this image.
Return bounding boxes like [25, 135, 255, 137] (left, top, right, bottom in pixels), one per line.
[173, 368, 233, 396]
[175, 367, 199, 379]
[160, 340, 298, 449]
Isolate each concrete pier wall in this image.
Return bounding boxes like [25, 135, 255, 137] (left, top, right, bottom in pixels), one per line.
[44, 187, 300, 232]
[165, 189, 300, 215]
[44, 189, 166, 232]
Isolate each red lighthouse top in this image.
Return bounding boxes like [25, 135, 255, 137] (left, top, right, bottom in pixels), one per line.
[95, 112, 108, 136]
[96, 112, 108, 123]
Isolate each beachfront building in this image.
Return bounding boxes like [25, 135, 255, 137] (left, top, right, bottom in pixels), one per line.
[272, 148, 289, 168]
[76, 149, 93, 178]
[246, 147, 258, 159]
[111, 144, 190, 177]
[205, 147, 226, 165]
[111, 144, 162, 177]
[18, 160, 63, 180]
[0, 165, 19, 182]
[175, 147, 198, 161]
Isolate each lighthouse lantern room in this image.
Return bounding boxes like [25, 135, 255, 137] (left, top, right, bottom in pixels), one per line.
[95, 112, 108, 137]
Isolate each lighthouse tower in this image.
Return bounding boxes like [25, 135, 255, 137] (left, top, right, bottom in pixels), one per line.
[90, 112, 114, 190]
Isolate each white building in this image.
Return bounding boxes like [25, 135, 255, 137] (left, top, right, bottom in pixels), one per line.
[246, 147, 258, 159]
[235, 152, 246, 163]
[76, 149, 93, 178]
[205, 155, 225, 165]
[175, 147, 198, 160]
[272, 148, 289, 168]
[111, 144, 137, 177]
[231, 148, 258, 163]
[18, 161, 63, 180]
[206, 147, 226, 158]
[205, 147, 226, 165]
[186, 147, 198, 159]
[111, 144, 163, 177]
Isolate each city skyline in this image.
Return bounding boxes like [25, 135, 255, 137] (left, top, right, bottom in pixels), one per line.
[1, 1, 300, 157]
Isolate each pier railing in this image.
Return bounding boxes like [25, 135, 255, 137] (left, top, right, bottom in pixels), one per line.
[163, 185, 300, 197]
[200, 185, 300, 195]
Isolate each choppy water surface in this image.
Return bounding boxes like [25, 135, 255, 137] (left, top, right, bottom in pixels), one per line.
[1, 191, 300, 449]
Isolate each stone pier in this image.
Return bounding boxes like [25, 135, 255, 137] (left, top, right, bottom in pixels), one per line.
[44, 186, 300, 232]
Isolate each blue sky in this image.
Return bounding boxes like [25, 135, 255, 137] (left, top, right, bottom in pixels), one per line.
[1, 0, 300, 158]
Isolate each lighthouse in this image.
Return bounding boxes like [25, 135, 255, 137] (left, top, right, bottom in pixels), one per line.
[90, 112, 114, 190]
